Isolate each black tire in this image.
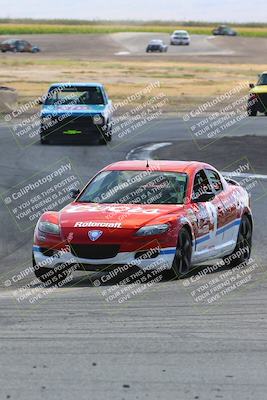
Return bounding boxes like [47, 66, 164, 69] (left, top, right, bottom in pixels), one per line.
[40, 135, 50, 144]
[34, 266, 53, 284]
[223, 215, 252, 268]
[107, 131, 112, 142]
[164, 228, 192, 279]
[1, 49, 6, 53]
[33, 253, 72, 285]
[247, 108, 257, 116]
[99, 137, 107, 145]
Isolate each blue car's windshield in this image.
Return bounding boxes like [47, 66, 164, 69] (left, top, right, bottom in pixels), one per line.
[45, 86, 104, 106]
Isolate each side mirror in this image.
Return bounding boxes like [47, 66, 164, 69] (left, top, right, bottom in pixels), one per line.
[37, 99, 43, 105]
[193, 192, 215, 203]
[249, 83, 255, 89]
[70, 188, 80, 199]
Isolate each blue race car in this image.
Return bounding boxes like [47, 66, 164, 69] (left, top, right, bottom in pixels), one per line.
[39, 83, 113, 145]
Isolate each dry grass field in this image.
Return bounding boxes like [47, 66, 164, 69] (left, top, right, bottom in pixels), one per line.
[0, 57, 265, 113]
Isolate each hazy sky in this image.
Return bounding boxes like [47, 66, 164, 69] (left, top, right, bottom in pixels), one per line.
[1, 0, 267, 23]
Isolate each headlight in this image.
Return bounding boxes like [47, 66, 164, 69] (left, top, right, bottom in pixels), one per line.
[135, 224, 169, 236]
[93, 114, 104, 125]
[38, 221, 60, 235]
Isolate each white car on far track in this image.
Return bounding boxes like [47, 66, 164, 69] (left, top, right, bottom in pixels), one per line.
[170, 30, 190, 45]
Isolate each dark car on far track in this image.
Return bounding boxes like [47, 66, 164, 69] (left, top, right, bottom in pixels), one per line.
[212, 25, 237, 36]
[0, 39, 40, 53]
[146, 40, 168, 53]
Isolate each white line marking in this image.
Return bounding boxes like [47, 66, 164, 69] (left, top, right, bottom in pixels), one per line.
[127, 143, 267, 180]
[222, 171, 267, 180]
[126, 142, 172, 160]
[114, 51, 130, 56]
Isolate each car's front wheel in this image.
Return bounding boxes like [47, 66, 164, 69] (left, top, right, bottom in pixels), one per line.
[164, 228, 192, 279]
[33, 253, 73, 286]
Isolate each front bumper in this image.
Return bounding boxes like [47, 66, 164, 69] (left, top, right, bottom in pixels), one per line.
[40, 115, 108, 141]
[33, 245, 175, 272]
[171, 40, 190, 45]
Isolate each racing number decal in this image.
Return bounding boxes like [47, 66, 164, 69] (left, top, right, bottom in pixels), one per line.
[205, 202, 218, 243]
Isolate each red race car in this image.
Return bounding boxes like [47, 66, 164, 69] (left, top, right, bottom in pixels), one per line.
[33, 160, 253, 284]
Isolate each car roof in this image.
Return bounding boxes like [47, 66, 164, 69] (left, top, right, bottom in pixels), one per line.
[103, 160, 215, 174]
[49, 82, 104, 88]
[2, 39, 17, 43]
[173, 30, 188, 33]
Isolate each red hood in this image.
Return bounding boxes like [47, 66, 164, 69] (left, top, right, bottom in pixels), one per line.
[60, 202, 184, 229]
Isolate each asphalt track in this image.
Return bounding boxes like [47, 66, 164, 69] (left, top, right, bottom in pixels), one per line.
[0, 116, 267, 400]
[1, 32, 267, 63]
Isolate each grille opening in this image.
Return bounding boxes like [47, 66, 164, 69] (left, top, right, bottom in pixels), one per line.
[40, 247, 54, 257]
[70, 244, 120, 259]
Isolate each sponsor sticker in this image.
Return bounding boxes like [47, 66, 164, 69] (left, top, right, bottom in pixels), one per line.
[74, 221, 122, 228]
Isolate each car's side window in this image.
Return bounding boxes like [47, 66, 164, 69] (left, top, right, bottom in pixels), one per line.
[205, 169, 223, 194]
[192, 169, 210, 201]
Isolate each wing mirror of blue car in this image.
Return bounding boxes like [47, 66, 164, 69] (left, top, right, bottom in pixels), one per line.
[193, 192, 215, 203]
[38, 99, 43, 105]
[70, 188, 80, 199]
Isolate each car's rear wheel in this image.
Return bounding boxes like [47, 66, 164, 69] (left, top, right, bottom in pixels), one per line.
[164, 228, 192, 279]
[223, 215, 252, 268]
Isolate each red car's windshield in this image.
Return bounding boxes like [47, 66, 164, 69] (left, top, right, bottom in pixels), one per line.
[77, 170, 188, 205]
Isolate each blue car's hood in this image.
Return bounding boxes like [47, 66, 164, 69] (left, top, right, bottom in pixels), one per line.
[41, 104, 106, 117]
